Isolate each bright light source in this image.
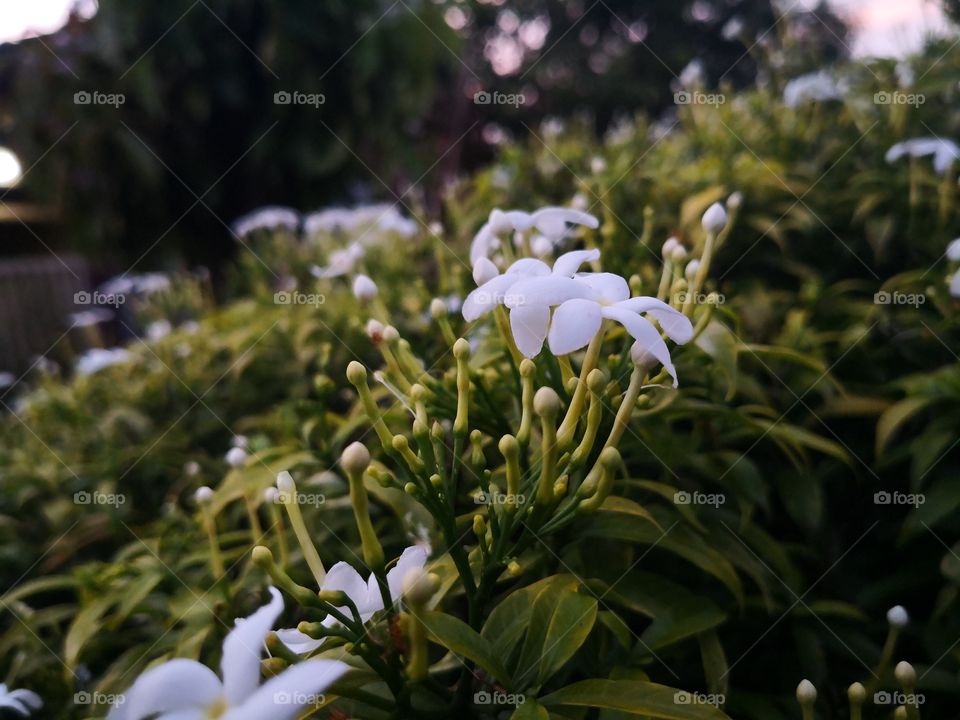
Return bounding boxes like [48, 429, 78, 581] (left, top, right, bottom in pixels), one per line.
[0, 147, 23, 188]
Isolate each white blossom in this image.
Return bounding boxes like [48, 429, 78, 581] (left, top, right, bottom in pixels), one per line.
[232, 206, 300, 238]
[886, 137, 960, 175]
[783, 71, 846, 107]
[75, 348, 131, 376]
[310, 242, 365, 279]
[352, 274, 379, 301]
[0, 684, 41, 716]
[470, 207, 599, 264]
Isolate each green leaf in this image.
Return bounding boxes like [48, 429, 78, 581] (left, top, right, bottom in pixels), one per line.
[65, 595, 116, 672]
[482, 575, 568, 659]
[510, 699, 550, 720]
[513, 579, 597, 688]
[540, 679, 731, 719]
[876, 396, 931, 456]
[598, 496, 661, 530]
[698, 631, 728, 697]
[421, 611, 509, 685]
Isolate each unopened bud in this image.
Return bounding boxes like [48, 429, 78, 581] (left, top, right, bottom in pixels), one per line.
[702, 202, 728, 233]
[352, 274, 378, 300]
[796, 679, 816, 705]
[341, 442, 371, 475]
[195, 486, 214, 504]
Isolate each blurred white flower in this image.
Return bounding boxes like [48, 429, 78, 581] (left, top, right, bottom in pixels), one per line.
[225, 447, 248, 467]
[99, 272, 171, 298]
[75, 348, 131, 376]
[886, 605, 909, 628]
[470, 207, 599, 264]
[951, 272, 960, 298]
[232, 206, 300, 239]
[303, 204, 416, 240]
[310, 242, 365, 279]
[109, 588, 349, 720]
[67, 309, 114, 327]
[194, 486, 214, 504]
[0, 684, 41, 717]
[276, 546, 428, 655]
[946, 238, 960, 261]
[702, 202, 728, 233]
[783, 70, 845, 107]
[352, 274, 379, 301]
[886, 137, 960, 175]
[677, 59, 705, 89]
[504, 273, 694, 383]
[232, 435, 249, 449]
[146, 320, 172, 341]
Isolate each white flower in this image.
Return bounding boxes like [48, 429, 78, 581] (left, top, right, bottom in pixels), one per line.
[146, 320, 172, 341]
[75, 348, 131, 376]
[463, 250, 601, 356]
[946, 238, 960, 261]
[886, 605, 909, 628]
[677, 59, 705, 89]
[470, 207, 599, 264]
[232, 435, 249, 449]
[232, 206, 300, 238]
[303, 204, 416, 239]
[783, 71, 845, 107]
[109, 588, 349, 720]
[952, 272, 960, 298]
[530, 235, 555, 257]
[310, 242, 365, 279]
[276, 546, 428, 655]
[886, 137, 960, 175]
[183, 461, 201, 477]
[68, 309, 114, 327]
[702, 202, 728, 233]
[194, 486, 214, 504]
[225, 447, 248, 467]
[0, 684, 41, 716]
[352, 274, 378, 301]
[504, 272, 694, 384]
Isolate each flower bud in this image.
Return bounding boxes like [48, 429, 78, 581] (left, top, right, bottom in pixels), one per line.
[507, 560, 522, 576]
[276, 471, 296, 494]
[366, 319, 385, 342]
[533, 386, 561, 417]
[630, 342, 657, 370]
[194, 486, 214, 504]
[402, 568, 439, 605]
[685, 259, 701, 281]
[429, 297, 447, 319]
[346, 361, 367, 385]
[382, 325, 400, 343]
[669, 244, 687, 264]
[894, 660, 916, 686]
[796, 679, 817, 705]
[263, 486, 279, 503]
[341, 442, 371, 475]
[183, 461, 200, 477]
[472, 257, 499, 286]
[662, 237, 679, 259]
[352, 274, 378, 300]
[702, 202, 728, 233]
[887, 605, 909, 628]
[847, 682, 866, 704]
[225, 447, 247, 467]
[727, 191, 743, 210]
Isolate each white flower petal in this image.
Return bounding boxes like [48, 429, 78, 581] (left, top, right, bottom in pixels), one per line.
[462, 274, 522, 321]
[601, 307, 679, 386]
[472, 257, 499, 286]
[552, 249, 600, 277]
[470, 223, 495, 264]
[223, 660, 351, 720]
[951, 271, 960, 298]
[510, 304, 551, 358]
[947, 238, 960, 261]
[503, 276, 597, 309]
[614, 297, 694, 344]
[221, 587, 283, 706]
[502, 210, 535, 231]
[111, 659, 221, 720]
[547, 299, 603, 355]
[386, 545, 430, 601]
[574, 272, 630, 303]
[322, 562, 371, 609]
[274, 628, 325, 655]
[6, 689, 41, 712]
[530, 207, 599, 237]
[506, 258, 551, 276]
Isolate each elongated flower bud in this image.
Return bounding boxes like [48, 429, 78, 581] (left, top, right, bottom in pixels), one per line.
[453, 339, 471, 438]
[517, 359, 536, 446]
[499, 434, 521, 507]
[342, 444, 384, 571]
[702, 202, 728, 233]
[347, 361, 393, 450]
[352, 274, 378, 301]
[796, 679, 816, 720]
[277, 471, 326, 586]
[534, 387, 561, 503]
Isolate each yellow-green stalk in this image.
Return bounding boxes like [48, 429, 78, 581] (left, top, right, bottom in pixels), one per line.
[430, 298, 458, 348]
[894, 661, 919, 720]
[656, 238, 679, 301]
[499, 434, 521, 509]
[195, 487, 224, 578]
[342, 442, 385, 572]
[262, 487, 288, 567]
[570, 368, 607, 469]
[276, 471, 326, 587]
[534, 387, 561, 503]
[392, 434, 425, 475]
[347, 361, 394, 451]
[516, 359, 536, 447]
[578, 447, 620, 512]
[848, 682, 866, 720]
[453, 338, 471, 439]
[556, 330, 605, 451]
[252, 545, 321, 608]
[378, 326, 413, 393]
[403, 568, 440, 681]
[796, 680, 816, 720]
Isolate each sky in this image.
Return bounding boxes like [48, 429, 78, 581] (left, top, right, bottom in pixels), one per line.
[0, 0, 952, 57]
